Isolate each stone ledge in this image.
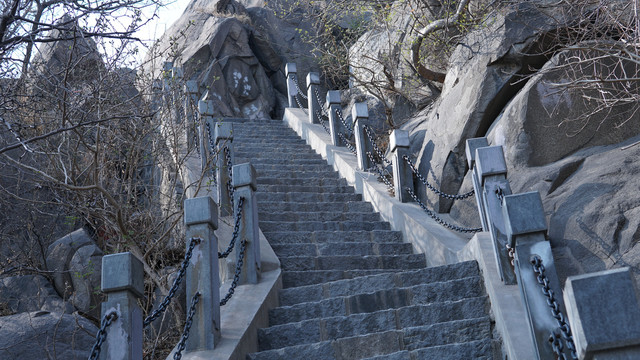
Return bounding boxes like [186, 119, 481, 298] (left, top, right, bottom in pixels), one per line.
[283, 107, 534, 360]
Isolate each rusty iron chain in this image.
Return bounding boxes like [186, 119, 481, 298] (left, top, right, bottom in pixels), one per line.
[406, 188, 482, 233]
[88, 311, 118, 360]
[403, 155, 475, 200]
[144, 237, 202, 327]
[173, 292, 201, 360]
[220, 240, 247, 306]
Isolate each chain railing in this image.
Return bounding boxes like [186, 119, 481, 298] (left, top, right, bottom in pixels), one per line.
[220, 239, 247, 306]
[224, 145, 234, 205]
[218, 197, 244, 259]
[173, 292, 201, 360]
[403, 155, 474, 200]
[366, 151, 394, 191]
[88, 311, 118, 360]
[406, 188, 482, 233]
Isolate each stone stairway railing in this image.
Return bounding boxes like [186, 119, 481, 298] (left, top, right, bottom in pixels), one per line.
[88, 62, 281, 360]
[284, 63, 640, 360]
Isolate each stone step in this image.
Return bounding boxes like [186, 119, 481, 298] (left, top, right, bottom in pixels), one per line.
[256, 200, 371, 213]
[257, 296, 489, 351]
[282, 269, 407, 288]
[235, 144, 313, 152]
[406, 338, 496, 360]
[277, 261, 479, 307]
[256, 191, 360, 202]
[278, 253, 425, 272]
[233, 134, 305, 141]
[270, 276, 484, 325]
[254, 177, 349, 187]
[259, 220, 390, 232]
[260, 230, 404, 244]
[235, 158, 328, 166]
[257, 184, 354, 194]
[252, 164, 335, 172]
[270, 242, 413, 258]
[260, 211, 378, 223]
[235, 153, 322, 161]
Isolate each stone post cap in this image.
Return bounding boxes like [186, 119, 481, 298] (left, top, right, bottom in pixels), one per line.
[475, 145, 507, 183]
[184, 196, 219, 229]
[185, 80, 198, 94]
[101, 252, 144, 298]
[172, 67, 184, 79]
[163, 61, 173, 71]
[307, 72, 320, 86]
[390, 130, 410, 152]
[564, 267, 640, 359]
[214, 122, 233, 142]
[285, 63, 297, 76]
[326, 90, 341, 105]
[466, 137, 489, 168]
[198, 99, 215, 116]
[502, 191, 547, 246]
[352, 102, 368, 122]
[232, 163, 257, 191]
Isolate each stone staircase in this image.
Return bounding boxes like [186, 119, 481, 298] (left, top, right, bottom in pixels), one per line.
[228, 119, 501, 360]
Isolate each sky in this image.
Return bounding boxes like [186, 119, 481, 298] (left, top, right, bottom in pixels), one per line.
[135, 0, 191, 63]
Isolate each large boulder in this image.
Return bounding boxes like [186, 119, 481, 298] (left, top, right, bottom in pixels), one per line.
[46, 228, 94, 297]
[0, 275, 74, 315]
[0, 311, 97, 359]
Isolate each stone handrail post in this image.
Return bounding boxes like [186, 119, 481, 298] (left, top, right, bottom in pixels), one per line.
[100, 252, 144, 360]
[215, 122, 234, 216]
[307, 72, 320, 124]
[503, 191, 572, 360]
[185, 80, 199, 151]
[564, 267, 640, 359]
[326, 90, 343, 146]
[471, 143, 517, 284]
[390, 130, 412, 202]
[466, 138, 490, 231]
[285, 63, 298, 108]
[232, 163, 261, 284]
[198, 100, 215, 175]
[352, 102, 372, 171]
[171, 67, 184, 124]
[184, 196, 221, 351]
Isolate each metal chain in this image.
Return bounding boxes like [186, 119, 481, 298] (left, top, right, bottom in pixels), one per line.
[406, 188, 482, 233]
[316, 109, 331, 135]
[224, 146, 234, 205]
[336, 108, 353, 134]
[219, 197, 244, 259]
[403, 155, 475, 200]
[549, 331, 567, 360]
[506, 243, 516, 267]
[88, 311, 118, 360]
[314, 87, 329, 116]
[363, 125, 391, 166]
[144, 237, 202, 327]
[531, 256, 578, 359]
[205, 121, 215, 153]
[220, 240, 247, 306]
[338, 132, 357, 155]
[366, 151, 394, 190]
[294, 93, 308, 114]
[173, 292, 201, 360]
[291, 74, 308, 100]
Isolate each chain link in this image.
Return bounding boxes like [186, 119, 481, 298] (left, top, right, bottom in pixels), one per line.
[549, 331, 567, 360]
[406, 188, 482, 233]
[219, 197, 244, 259]
[220, 239, 247, 306]
[293, 93, 308, 114]
[336, 108, 353, 134]
[506, 243, 515, 267]
[291, 74, 308, 100]
[316, 109, 331, 135]
[314, 87, 329, 116]
[531, 256, 578, 359]
[144, 237, 201, 327]
[366, 151, 394, 190]
[338, 132, 357, 155]
[224, 146, 234, 205]
[88, 311, 118, 360]
[403, 155, 475, 200]
[363, 125, 391, 166]
[173, 292, 201, 360]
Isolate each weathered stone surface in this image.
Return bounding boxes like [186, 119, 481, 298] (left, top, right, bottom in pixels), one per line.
[0, 275, 74, 315]
[0, 311, 97, 359]
[68, 244, 104, 319]
[45, 228, 94, 299]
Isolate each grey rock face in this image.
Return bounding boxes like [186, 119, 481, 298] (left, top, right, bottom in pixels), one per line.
[0, 311, 98, 359]
[46, 228, 94, 298]
[0, 275, 74, 315]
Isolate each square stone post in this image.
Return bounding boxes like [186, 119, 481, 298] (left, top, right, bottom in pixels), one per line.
[466, 137, 489, 230]
[215, 122, 234, 216]
[352, 102, 372, 171]
[100, 252, 144, 360]
[285, 63, 298, 108]
[564, 267, 640, 359]
[184, 196, 221, 351]
[474, 145, 516, 285]
[185, 80, 199, 151]
[326, 90, 344, 146]
[232, 163, 261, 284]
[198, 100, 215, 175]
[307, 72, 320, 124]
[390, 130, 412, 202]
[503, 191, 572, 360]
